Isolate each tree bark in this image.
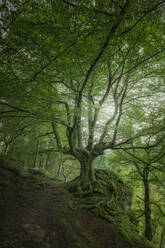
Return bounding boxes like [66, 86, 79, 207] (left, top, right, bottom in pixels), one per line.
[39, 155, 42, 168]
[143, 176, 152, 241]
[45, 152, 50, 169]
[78, 156, 96, 191]
[33, 140, 39, 168]
[57, 152, 63, 176]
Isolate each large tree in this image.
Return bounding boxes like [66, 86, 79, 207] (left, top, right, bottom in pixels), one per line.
[0, 0, 165, 191]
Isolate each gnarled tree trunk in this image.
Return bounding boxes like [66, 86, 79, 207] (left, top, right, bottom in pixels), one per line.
[69, 155, 96, 192]
[79, 157, 96, 191]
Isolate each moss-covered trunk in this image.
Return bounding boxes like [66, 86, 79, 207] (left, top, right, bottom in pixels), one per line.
[79, 157, 96, 191]
[68, 155, 96, 193]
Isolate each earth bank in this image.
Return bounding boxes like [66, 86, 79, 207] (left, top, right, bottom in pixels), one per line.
[0, 156, 152, 248]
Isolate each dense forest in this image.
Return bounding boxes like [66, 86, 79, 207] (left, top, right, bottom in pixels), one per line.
[1, 0, 165, 247]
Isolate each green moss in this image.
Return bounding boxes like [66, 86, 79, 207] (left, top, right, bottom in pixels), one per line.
[68, 199, 77, 210]
[69, 169, 139, 243]
[110, 214, 139, 243]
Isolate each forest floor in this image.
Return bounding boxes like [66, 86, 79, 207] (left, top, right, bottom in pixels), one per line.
[0, 163, 152, 248]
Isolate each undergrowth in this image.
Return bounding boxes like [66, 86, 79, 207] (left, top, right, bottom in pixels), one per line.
[0, 156, 56, 189]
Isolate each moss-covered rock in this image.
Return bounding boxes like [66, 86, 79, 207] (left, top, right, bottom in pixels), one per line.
[94, 169, 132, 210]
[69, 169, 139, 243]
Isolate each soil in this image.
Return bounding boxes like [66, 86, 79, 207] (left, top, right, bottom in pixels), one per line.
[0, 169, 152, 248]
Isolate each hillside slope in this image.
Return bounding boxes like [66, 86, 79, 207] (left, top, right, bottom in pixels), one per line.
[0, 159, 152, 248]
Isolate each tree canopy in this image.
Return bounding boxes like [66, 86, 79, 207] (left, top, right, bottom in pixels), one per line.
[1, 1, 165, 245]
[1, 0, 165, 190]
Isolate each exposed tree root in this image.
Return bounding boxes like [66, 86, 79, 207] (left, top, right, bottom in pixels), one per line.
[67, 169, 139, 242]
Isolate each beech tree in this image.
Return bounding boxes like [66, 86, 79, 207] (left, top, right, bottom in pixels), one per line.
[117, 145, 165, 241]
[1, 0, 165, 191]
[106, 136, 165, 242]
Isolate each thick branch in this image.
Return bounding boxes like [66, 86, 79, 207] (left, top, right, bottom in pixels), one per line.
[79, 1, 130, 96]
[85, 4, 131, 148]
[51, 121, 62, 150]
[28, 30, 92, 82]
[56, 101, 71, 126]
[0, 101, 70, 127]
[118, 1, 165, 37]
[0, 101, 35, 115]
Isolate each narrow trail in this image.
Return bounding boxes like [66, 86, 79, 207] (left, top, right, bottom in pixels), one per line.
[0, 175, 151, 248]
[0, 178, 77, 248]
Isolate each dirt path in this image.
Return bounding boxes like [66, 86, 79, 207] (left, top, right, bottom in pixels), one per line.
[0, 175, 151, 248]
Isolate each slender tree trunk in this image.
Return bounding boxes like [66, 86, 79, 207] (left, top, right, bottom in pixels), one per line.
[61, 164, 67, 182]
[2, 144, 9, 155]
[33, 140, 39, 168]
[39, 155, 42, 168]
[57, 152, 63, 176]
[5, 138, 15, 155]
[57, 161, 63, 176]
[45, 152, 50, 169]
[143, 176, 152, 241]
